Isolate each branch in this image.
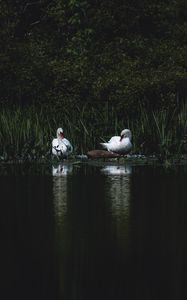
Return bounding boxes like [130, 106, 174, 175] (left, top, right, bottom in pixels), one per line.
[23, 1, 42, 13]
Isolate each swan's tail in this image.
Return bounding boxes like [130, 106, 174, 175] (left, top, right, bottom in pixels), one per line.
[100, 142, 108, 149]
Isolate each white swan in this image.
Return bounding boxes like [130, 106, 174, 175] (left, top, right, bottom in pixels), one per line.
[100, 129, 132, 154]
[52, 128, 73, 158]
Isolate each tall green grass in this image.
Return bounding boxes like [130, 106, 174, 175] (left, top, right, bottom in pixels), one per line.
[0, 102, 186, 162]
[130, 102, 187, 161]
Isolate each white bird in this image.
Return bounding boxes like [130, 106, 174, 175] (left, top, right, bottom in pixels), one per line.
[52, 128, 73, 158]
[100, 129, 132, 155]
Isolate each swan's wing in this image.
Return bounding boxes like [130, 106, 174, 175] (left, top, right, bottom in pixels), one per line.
[52, 138, 59, 155]
[110, 138, 132, 154]
[52, 138, 61, 155]
[121, 139, 132, 153]
[59, 143, 68, 154]
[108, 136, 120, 143]
[100, 142, 108, 149]
[52, 138, 58, 147]
[62, 138, 73, 152]
[52, 138, 67, 155]
[100, 136, 120, 151]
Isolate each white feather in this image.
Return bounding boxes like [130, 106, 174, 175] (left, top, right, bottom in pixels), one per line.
[52, 128, 73, 158]
[100, 129, 132, 154]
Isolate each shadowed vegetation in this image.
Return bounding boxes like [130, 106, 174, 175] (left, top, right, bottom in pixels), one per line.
[0, 103, 186, 162]
[0, 0, 187, 163]
[0, 0, 187, 110]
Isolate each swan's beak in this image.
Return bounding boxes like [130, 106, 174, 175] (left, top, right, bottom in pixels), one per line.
[60, 132, 64, 138]
[120, 135, 123, 141]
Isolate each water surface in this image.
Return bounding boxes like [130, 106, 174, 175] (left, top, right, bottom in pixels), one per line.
[1, 162, 187, 300]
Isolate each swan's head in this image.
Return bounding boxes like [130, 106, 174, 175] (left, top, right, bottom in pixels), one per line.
[120, 129, 132, 141]
[57, 128, 64, 139]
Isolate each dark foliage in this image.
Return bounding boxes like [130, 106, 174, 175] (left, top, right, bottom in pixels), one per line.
[0, 0, 187, 115]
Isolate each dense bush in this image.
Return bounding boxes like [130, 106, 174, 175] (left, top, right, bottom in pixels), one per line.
[0, 0, 187, 113]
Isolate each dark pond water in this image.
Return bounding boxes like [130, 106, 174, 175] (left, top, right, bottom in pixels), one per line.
[1, 162, 187, 300]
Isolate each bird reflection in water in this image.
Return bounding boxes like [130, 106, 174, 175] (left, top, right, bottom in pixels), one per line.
[101, 164, 132, 175]
[101, 164, 132, 252]
[52, 163, 73, 225]
[52, 163, 73, 177]
[52, 163, 74, 296]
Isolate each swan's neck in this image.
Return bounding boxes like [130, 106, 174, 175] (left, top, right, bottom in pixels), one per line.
[57, 136, 64, 143]
[121, 136, 130, 142]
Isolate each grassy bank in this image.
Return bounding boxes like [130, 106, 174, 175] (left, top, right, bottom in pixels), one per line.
[0, 103, 186, 162]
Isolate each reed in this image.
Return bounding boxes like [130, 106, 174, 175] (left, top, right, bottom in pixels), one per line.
[0, 102, 186, 162]
[130, 102, 187, 161]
